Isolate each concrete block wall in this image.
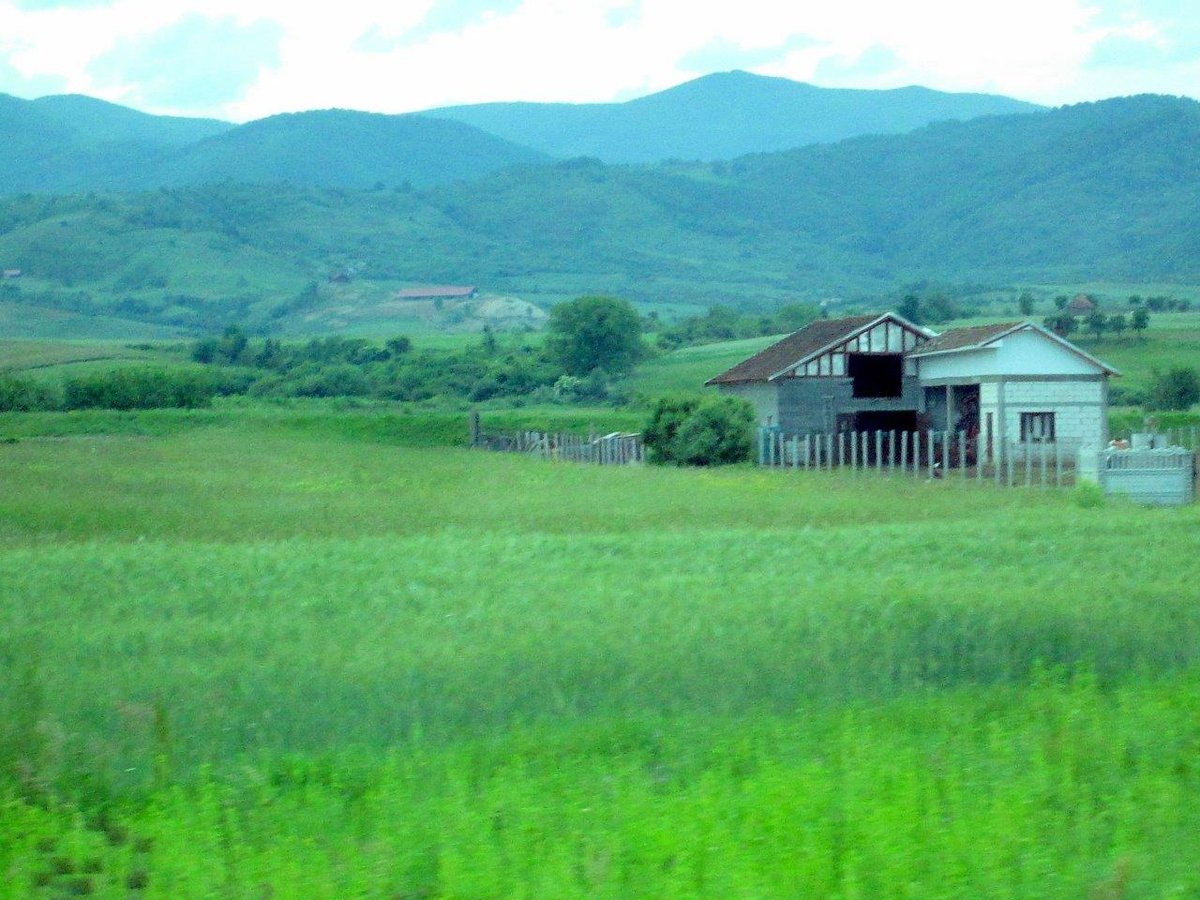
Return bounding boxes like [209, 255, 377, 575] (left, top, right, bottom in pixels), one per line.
[980, 379, 1107, 455]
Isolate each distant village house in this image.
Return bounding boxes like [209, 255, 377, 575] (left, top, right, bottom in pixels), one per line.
[395, 285, 478, 300]
[707, 313, 1118, 458]
[2, 269, 21, 279]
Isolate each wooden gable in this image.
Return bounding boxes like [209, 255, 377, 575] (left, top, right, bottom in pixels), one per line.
[783, 315, 928, 379]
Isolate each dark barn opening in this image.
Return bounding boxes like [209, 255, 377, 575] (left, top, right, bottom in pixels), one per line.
[848, 353, 903, 398]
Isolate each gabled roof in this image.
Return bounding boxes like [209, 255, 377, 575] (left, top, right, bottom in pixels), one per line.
[907, 320, 1121, 375]
[706, 313, 926, 385]
[906, 322, 1019, 356]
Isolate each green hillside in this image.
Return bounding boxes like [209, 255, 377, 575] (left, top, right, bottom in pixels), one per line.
[157, 110, 550, 190]
[30, 93, 231, 146]
[0, 95, 547, 194]
[1, 95, 1198, 336]
[430, 70, 1041, 163]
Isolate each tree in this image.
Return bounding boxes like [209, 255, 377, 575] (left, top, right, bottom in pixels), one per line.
[1108, 313, 1127, 340]
[643, 395, 755, 466]
[1018, 291, 1035, 316]
[1053, 295, 1069, 311]
[897, 294, 922, 324]
[1085, 311, 1107, 341]
[546, 296, 646, 376]
[1131, 308, 1150, 337]
[1043, 314, 1076, 338]
[1146, 367, 1200, 411]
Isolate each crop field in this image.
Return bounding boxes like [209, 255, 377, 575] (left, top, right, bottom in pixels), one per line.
[2, 405, 1200, 896]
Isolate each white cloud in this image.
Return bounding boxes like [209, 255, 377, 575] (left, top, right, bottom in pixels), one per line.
[0, 0, 1194, 119]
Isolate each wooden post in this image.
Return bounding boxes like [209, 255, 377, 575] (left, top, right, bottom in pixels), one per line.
[927, 431, 935, 480]
[826, 434, 834, 471]
[958, 430, 967, 479]
[1025, 443, 1032, 487]
[875, 431, 883, 474]
[469, 410, 481, 447]
[900, 431, 908, 474]
[838, 433, 846, 468]
[851, 431, 858, 470]
[912, 431, 920, 477]
[1040, 440, 1048, 486]
[815, 432, 823, 469]
[976, 433, 983, 483]
[941, 430, 949, 476]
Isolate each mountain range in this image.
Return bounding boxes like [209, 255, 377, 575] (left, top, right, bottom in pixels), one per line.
[427, 70, 1041, 163]
[0, 76, 1197, 336]
[0, 71, 1038, 193]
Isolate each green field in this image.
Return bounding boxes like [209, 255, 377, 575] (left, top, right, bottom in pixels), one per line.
[2, 405, 1199, 896]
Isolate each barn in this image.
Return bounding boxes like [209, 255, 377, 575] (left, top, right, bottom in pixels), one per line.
[707, 313, 1118, 458]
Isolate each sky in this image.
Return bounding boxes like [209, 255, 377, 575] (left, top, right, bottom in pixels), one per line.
[0, 0, 1196, 122]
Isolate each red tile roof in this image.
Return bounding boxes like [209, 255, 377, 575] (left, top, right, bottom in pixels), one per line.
[906, 322, 1020, 356]
[395, 285, 477, 299]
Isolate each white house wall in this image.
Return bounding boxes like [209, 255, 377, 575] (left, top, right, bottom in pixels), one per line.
[979, 379, 1108, 457]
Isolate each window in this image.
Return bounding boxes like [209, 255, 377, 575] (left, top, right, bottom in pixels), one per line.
[1020, 412, 1056, 443]
[848, 353, 903, 398]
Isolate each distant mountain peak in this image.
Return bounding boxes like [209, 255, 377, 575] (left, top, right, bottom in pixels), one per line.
[426, 71, 1043, 163]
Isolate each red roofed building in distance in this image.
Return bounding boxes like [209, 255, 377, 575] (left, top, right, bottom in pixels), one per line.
[1067, 293, 1097, 315]
[395, 285, 478, 300]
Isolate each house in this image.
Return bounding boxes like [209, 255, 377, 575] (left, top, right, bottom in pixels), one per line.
[395, 285, 478, 301]
[707, 313, 1118, 458]
[1067, 293, 1097, 315]
[2, 269, 20, 279]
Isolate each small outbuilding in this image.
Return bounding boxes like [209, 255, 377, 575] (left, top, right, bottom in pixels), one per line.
[707, 313, 1119, 460]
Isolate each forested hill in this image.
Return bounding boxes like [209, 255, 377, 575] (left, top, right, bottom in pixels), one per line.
[0, 73, 1039, 194]
[713, 93, 1200, 278]
[0, 94, 1197, 333]
[0, 92, 233, 193]
[426, 70, 1042, 163]
[154, 111, 550, 189]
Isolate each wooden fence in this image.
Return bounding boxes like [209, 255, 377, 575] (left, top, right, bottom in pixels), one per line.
[470, 413, 644, 466]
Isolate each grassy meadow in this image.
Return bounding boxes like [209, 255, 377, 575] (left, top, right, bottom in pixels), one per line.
[2, 404, 1200, 896]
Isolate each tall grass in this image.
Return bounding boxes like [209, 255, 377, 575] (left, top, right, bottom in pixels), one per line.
[2, 407, 1198, 893]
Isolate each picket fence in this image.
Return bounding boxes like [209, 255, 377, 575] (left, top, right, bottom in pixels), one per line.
[758, 425, 1200, 490]
[758, 427, 1084, 487]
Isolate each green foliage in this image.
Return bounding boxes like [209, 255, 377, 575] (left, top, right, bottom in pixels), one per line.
[1043, 313, 1077, 337]
[1145, 367, 1200, 411]
[0, 373, 59, 412]
[61, 367, 220, 410]
[655, 302, 821, 350]
[895, 292, 960, 325]
[644, 394, 754, 466]
[546, 295, 646, 376]
[1131, 307, 1150, 335]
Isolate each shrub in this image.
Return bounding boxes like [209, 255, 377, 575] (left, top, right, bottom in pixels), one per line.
[644, 395, 755, 466]
[0, 374, 60, 411]
[61, 368, 218, 410]
[1145, 367, 1200, 412]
